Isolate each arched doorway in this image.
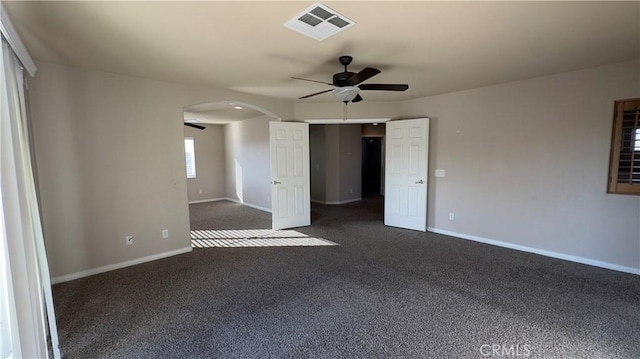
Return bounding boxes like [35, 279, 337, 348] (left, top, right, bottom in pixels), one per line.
[182, 100, 281, 209]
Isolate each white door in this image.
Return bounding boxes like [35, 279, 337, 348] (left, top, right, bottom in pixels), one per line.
[270, 122, 311, 230]
[384, 118, 429, 231]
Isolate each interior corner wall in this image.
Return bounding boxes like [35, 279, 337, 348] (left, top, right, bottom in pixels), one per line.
[310, 124, 326, 202]
[28, 61, 294, 279]
[185, 124, 226, 202]
[224, 116, 272, 211]
[401, 60, 640, 271]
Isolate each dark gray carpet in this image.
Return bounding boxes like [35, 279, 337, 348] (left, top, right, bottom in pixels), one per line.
[52, 198, 640, 358]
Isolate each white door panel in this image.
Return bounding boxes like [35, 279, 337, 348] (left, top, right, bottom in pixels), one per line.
[270, 122, 311, 230]
[384, 118, 429, 231]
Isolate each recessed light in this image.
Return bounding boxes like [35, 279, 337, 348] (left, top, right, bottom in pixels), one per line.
[233, 106, 243, 110]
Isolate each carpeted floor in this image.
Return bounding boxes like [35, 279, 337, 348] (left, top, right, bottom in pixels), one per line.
[52, 197, 640, 358]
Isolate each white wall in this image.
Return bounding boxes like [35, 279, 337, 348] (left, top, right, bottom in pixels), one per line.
[185, 124, 226, 202]
[29, 62, 293, 279]
[401, 60, 640, 271]
[224, 116, 273, 211]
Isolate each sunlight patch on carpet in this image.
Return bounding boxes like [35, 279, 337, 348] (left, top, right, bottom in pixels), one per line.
[190, 229, 338, 248]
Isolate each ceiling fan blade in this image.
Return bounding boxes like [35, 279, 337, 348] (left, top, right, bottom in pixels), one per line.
[347, 67, 381, 85]
[359, 84, 409, 91]
[352, 94, 363, 103]
[292, 77, 334, 86]
[299, 89, 333, 99]
[184, 122, 206, 130]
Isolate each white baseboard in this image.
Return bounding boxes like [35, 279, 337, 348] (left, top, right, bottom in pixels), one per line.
[190, 197, 272, 213]
[224, 197, 272, 213]
[51, 247, 193, 284]
[427, 227, 640, 275]
[188, 197, 226, 204]
[312, 198, 362, 205]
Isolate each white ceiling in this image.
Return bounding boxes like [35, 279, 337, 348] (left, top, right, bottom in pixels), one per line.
[184, 101, 271, 124]
[5, 1, 639, 105]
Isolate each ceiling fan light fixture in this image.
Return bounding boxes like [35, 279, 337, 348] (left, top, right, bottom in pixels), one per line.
[332, 86, 359, 102]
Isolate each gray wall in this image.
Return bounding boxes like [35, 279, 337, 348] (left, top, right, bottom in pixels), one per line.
[324, 125, 341, 204]
[310, 124, 362, 204]
[29, 61, 293, 279]
[185, 125, 226, 202]
[295, 101, 401, 121]
[28, 58, 640, 280]
[401, 60, 640, 270]
[309, 125, 326, 203]
[224, 116, 272, 211]
[338, 124, 362, 202]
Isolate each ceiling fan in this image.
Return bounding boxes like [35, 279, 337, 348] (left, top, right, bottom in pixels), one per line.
[293, 56, 408, 103]
[184, 122, 205, 130]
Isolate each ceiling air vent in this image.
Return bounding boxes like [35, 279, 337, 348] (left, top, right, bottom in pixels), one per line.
[284, 3, 355, 41]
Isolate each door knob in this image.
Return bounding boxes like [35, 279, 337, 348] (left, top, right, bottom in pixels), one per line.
[272, 181, 282, 185]
[415, 180, 424, 184]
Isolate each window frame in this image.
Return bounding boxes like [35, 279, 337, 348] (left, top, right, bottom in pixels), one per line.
[185, 137, 196, 179]
[608, 98, 640, 195]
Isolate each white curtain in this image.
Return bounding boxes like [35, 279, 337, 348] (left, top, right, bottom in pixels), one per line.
[0, 201, 11, 359]
[0, 38, 60, 358]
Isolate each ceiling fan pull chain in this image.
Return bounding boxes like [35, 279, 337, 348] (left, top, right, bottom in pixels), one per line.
[344, 102, 347, 121]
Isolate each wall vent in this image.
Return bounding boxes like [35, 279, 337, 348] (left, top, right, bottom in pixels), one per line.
[284, 3, 355, 41]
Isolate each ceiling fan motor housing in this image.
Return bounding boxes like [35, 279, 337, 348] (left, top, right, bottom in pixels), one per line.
[333, 71, 356, 86]
[334, 55, 355, 86]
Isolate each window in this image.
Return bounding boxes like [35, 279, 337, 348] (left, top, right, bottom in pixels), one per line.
[608, 98, 640, 194]
[185, 137, 196, 178]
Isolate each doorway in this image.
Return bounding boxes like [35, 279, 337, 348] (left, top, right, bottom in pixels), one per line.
[361, 137, 383, 198]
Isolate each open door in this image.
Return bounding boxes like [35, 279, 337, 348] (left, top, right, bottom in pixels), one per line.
[384, 118, 429, 231]
[269, 122, 311, 230]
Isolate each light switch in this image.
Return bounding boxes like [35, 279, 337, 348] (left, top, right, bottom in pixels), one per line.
[435, 169, 445, 177]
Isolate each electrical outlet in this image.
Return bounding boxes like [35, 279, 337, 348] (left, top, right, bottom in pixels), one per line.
[449, 212, 455, 221]
[198, 189, 203, 194]
[125, 236, 134, 245]
[162, 229, 169, 239]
